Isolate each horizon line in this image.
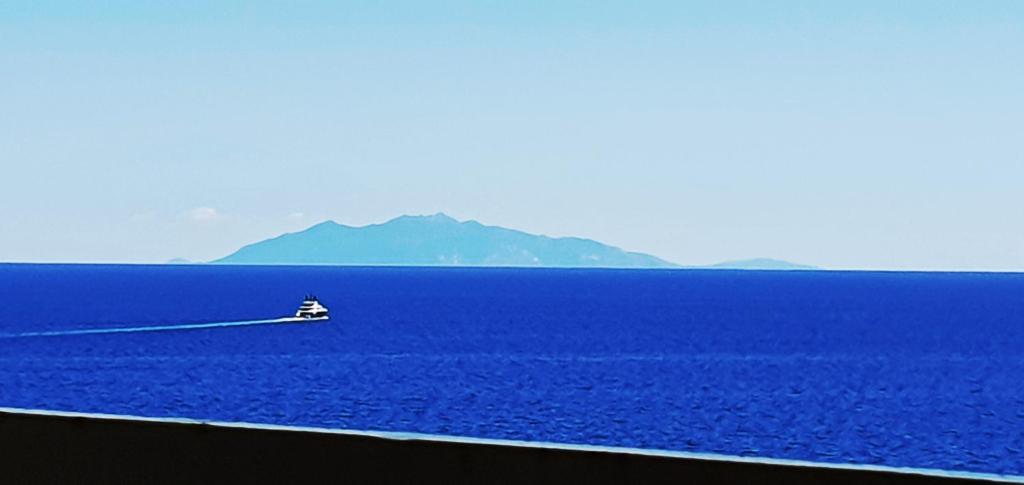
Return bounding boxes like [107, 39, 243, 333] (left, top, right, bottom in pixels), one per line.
[6, 261, 1024, 275]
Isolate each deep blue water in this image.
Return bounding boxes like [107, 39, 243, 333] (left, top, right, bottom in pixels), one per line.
[1, 264, 1023, 475]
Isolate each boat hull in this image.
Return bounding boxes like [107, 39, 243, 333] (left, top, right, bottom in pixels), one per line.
[280, 316, 329, 324]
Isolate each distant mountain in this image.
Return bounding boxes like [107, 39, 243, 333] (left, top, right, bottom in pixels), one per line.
[213, 213, 676, 268]
[165, 257, 193, 264]
[706, 258, 816, 270]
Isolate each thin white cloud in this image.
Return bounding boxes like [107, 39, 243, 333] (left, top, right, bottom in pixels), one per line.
[287, 212, 305, 219]
[185, 207, 223, 223]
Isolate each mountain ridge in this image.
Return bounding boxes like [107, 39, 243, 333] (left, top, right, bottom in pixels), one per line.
[214, 213, 676, 268]
[211, 213, 814, 270]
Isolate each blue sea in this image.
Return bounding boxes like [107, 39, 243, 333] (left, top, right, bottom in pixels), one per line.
[1, 264, 1023, 476]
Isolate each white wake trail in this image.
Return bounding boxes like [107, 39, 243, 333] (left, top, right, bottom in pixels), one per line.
[2, 317, 324, 339]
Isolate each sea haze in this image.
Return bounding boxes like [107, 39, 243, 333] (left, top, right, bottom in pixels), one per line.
[0, 264, 1022, 476]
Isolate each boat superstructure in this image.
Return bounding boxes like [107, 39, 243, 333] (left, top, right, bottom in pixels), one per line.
[295, 295, 329, 320]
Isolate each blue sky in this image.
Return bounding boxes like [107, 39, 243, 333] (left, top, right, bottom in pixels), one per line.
[2, 1, 1022, 269]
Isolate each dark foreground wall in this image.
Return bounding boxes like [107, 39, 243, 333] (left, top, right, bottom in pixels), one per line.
[0, 408, 1016, 485]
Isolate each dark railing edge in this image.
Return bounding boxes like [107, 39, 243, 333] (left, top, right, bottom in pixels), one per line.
[1, 406, 1020, 484]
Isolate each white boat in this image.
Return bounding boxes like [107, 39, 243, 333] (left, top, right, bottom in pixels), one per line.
[295, 295, 329, 320]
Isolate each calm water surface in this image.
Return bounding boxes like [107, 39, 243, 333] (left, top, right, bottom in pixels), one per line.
[1, 264, 1022, 475]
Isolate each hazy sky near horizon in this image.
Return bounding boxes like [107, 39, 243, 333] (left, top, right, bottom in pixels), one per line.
[2, 1, 1023, 270]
